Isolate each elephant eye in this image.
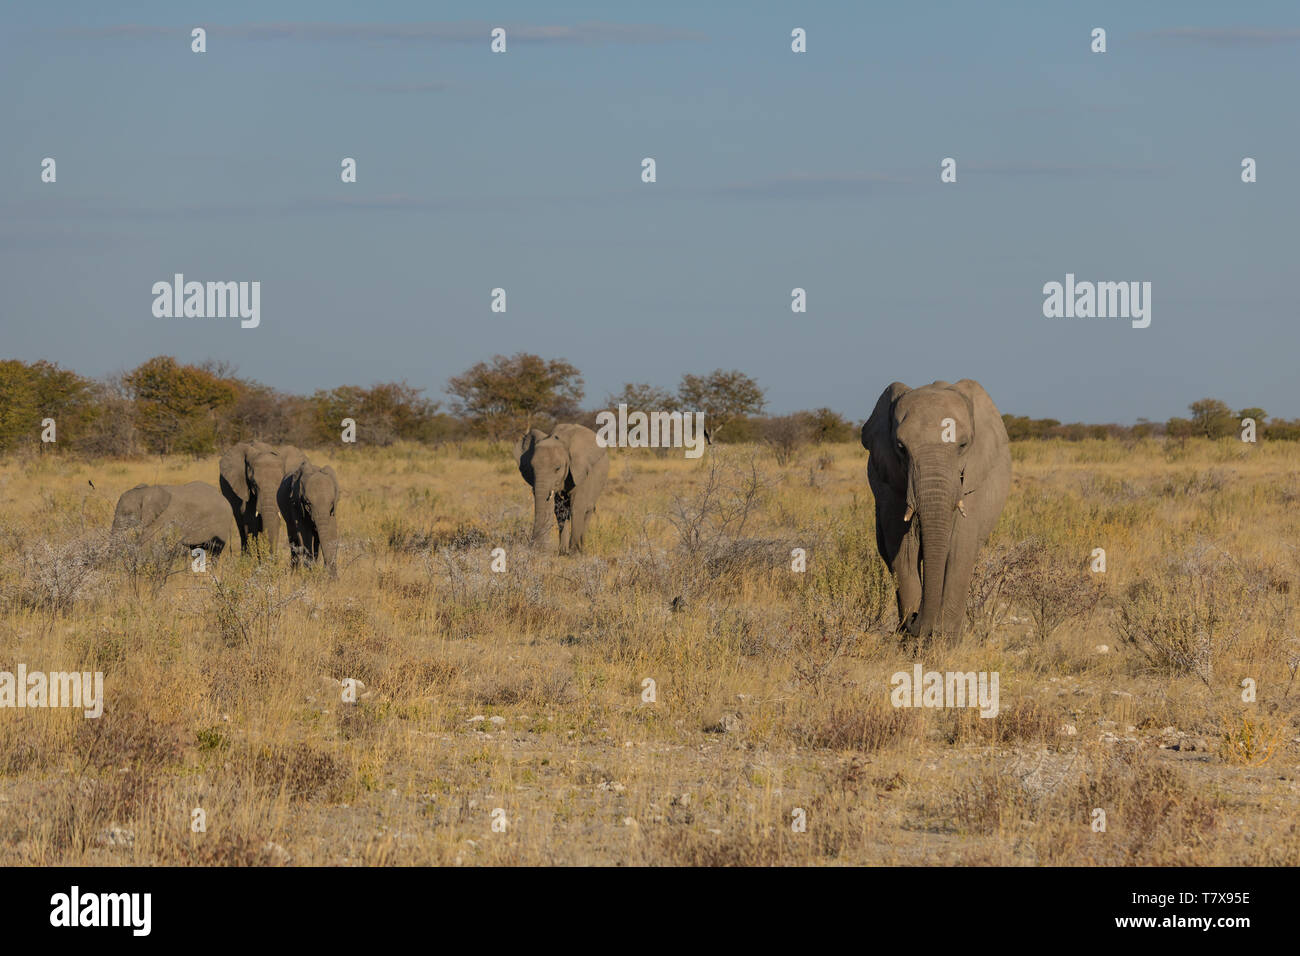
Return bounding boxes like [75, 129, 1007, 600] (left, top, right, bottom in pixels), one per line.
[896, 441, 906, 456]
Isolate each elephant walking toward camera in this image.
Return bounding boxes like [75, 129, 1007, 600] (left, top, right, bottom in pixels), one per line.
[219, 441, 305, 557]
[514, 423, 609, 554]
[277, 459, 340, 570]
[862, 379, 1011, 639]
[111, 481, 234, 557]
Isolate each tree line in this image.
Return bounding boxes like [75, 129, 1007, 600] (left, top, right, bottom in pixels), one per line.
[0, 355, 1292, 456]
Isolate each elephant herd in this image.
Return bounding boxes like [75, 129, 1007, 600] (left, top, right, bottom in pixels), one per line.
[104, 378, 1013, 641]
[110, 441, 340, 570]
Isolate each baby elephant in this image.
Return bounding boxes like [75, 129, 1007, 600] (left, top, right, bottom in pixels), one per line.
[277, 461, 340, 570]
[514, 423, 609, 554]
[111, 482, 234, 557]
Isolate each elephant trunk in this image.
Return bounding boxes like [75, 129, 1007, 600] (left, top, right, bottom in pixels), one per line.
[251, 462, 285, 556]
[260, 504, 282, 555]
[316, 513, 339, 571]
[531, 486, 552, 545]
[911, 449, 958, 638]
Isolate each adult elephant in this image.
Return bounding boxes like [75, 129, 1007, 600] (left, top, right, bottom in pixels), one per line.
[218, 441, 305, 557]
[862, 379, 1011, 639]
[277, 459, 340, 571]
[514, 423, 609, 554]
[111, 482, 234, 557]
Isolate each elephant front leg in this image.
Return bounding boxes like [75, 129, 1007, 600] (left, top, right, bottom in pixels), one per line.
[568, 506, 595, 553]
[234, 510, 251, 553]
[938, 531, 980, 638]
[568, 485, 598, 553]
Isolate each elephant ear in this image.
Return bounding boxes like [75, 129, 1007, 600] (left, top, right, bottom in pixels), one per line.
[320, 465, 339, 514]
[862, 382, 911, 492]
[513, 428, 548, 483]
[948, 379, 1008, 493]
[567, 430, 604, 488]
[285, 465, 304, 503]
[140, 486, 172, 526]
[549, 424, 602, 487]
[280, 446, 307, 475]
[219, 443, 251, 501]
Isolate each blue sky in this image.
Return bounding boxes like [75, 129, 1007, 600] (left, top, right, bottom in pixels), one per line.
[2, 1, 1297, 423]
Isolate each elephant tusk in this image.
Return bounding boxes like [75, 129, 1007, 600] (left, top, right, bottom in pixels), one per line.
[903, 504, 914, 522]
[957, 500, 968, 517]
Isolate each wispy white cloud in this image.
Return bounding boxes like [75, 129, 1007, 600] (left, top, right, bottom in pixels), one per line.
[67, 20, 704, 45]
[713, 172, 913, 200]
[964, 161, 1169, 178]
[1143, 26, 1300, 46]
[364, 81, 451, 94]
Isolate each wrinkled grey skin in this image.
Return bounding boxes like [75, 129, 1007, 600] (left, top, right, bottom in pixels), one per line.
[218, 441, 305, 557]
[111, 481, 234, 556]
[514, 423, 610, 554]
[862, 380, 1011, 639]
[277, 460, 340, 571]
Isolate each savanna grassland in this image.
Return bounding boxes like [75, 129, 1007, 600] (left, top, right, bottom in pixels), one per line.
[1, 437, 1298, 865]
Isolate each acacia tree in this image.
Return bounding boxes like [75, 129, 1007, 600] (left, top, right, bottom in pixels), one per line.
[604, 382, 677, 411]
[123, 356, 238, 454]
[447, 353, 584, 440]
[1187, 398, 1235, 439]
[306, 382, 440, 446]
[677, 369, 766, 441]
[0, 360, 98, 453]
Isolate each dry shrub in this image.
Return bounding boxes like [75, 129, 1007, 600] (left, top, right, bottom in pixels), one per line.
[11, 531, 114, 612]
[762, 414, 813, 466]
[945, 696, 1058, 746]
[1219, 712, 1289, 766]
[965, 540, 1041, 638]
[383, 518, 490, 555]
[250, 742, 346, 801]
[1115, 544, 1254, 682]
[470, 665, 576, 707]
[663, 449, 771, 565]
[938, 746, 1219, 862]
[792, 698, 922, 752]
[1002, 538, 1106, 640]
[207, 565, 306, 648]
[382, 516, 435, 554]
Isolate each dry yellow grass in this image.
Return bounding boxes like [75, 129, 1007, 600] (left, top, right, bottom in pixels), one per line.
[0, 437, 1298, 865]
